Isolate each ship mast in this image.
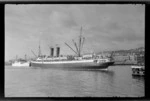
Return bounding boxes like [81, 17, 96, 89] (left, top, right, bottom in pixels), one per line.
[80, 37, 85, 53]
[78, 27, 82, 57]
[38, 41, 41, 57]
[78, 27, 85, 57]
[25, 54, 27, 60]
[65, 27, 85, 57]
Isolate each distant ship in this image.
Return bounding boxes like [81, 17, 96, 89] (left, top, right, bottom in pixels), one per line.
[30, 27, 114, 70]
[12, 55, 30, 67]
[12, 61, 30, 67]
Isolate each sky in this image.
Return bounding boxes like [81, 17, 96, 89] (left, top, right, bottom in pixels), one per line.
[5, 4, 145, 61]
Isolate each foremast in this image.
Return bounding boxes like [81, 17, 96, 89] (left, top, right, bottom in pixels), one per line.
[38, 41, 42, 57]
[65, 27, 85, 57]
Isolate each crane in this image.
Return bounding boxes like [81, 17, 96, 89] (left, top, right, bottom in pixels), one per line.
[65, 42, 78, 55]
[31, 50, 37, 58]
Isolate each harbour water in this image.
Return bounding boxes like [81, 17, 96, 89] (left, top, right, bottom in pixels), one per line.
[5, 66, 144, 97]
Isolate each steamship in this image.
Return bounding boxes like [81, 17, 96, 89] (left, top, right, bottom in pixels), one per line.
[12, 60, 30, 67]
[12, 55, 30, 67]
[30, 27, 114, 70]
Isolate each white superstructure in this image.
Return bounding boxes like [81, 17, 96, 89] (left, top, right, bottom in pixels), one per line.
[12, 61, 30, 67]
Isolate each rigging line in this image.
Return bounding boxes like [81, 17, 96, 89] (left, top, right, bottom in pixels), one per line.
[78, 27, 82, 57]
[72, 40, 79, 55]
[31, 50, 37, 58]
[65, 43, 78, 55]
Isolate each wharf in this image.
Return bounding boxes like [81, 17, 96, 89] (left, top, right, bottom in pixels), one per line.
[112, 55, 137, 65]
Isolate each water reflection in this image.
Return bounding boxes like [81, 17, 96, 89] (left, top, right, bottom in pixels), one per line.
[91, 70, 115, 96]
[94, 70, 114, 76]
[132, 75, 145, 82]
[62, 69, 115, 96]
[65, 69, 114, 76]
[5, 66, 144, 97]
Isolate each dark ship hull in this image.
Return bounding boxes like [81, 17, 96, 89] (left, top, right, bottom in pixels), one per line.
[30, 60, 114, 70]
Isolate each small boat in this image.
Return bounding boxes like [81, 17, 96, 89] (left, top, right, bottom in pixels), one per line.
[131, 65, 144, 76]
[12, 60, 30, 67]
[12, 55, 30, 67]
[131, 53, 144, 76]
